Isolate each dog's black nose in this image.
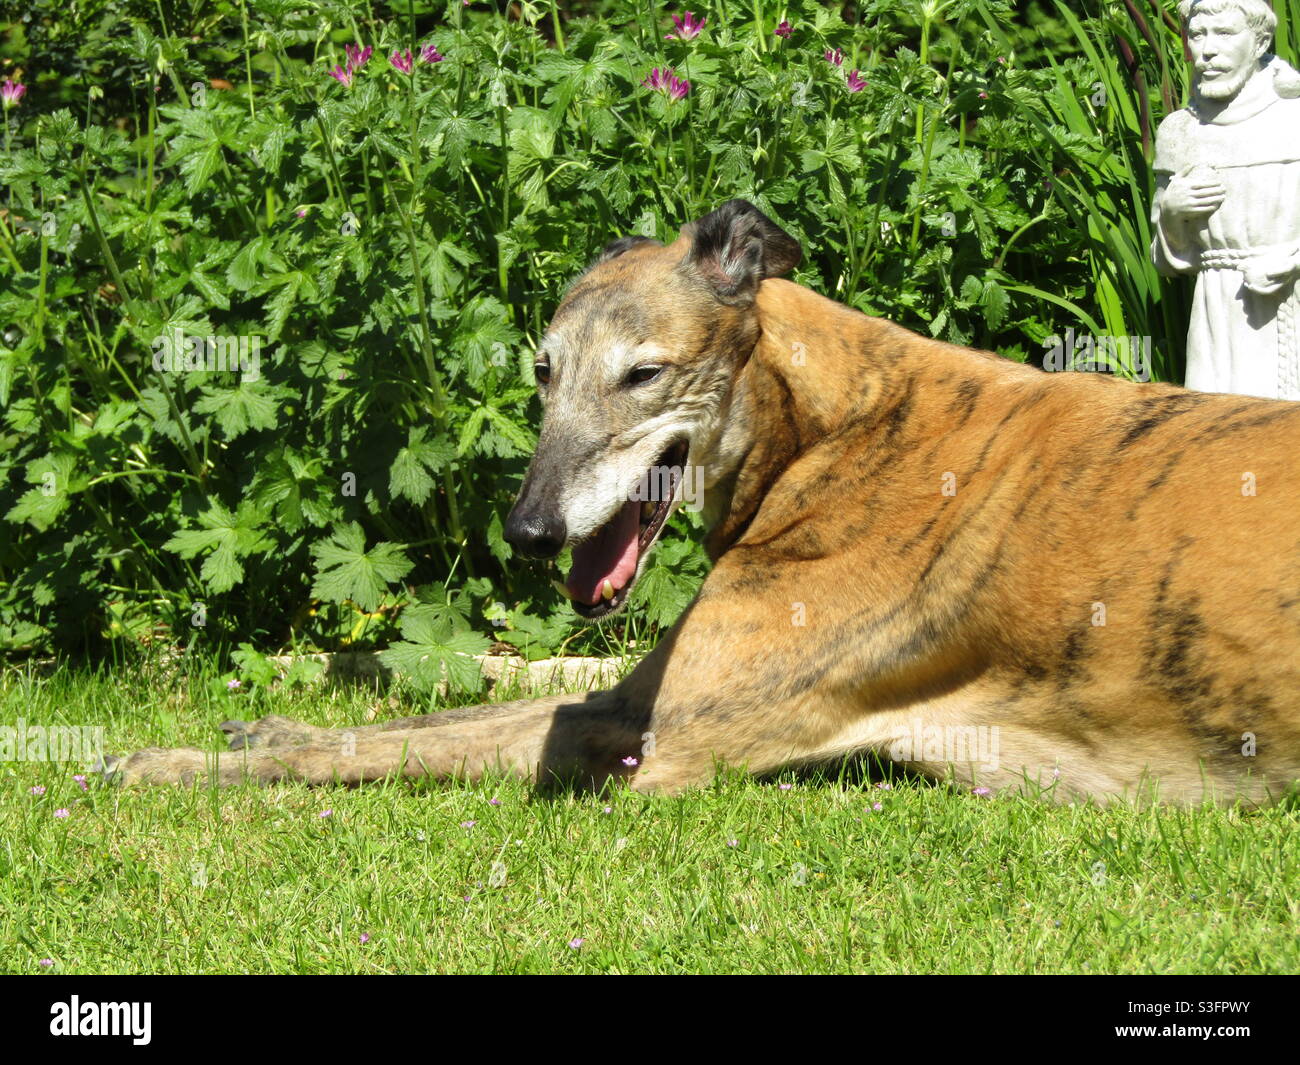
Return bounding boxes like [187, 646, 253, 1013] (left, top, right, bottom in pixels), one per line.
[503, 509, 567, 559]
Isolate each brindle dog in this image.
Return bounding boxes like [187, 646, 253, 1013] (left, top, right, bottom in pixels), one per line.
[101, 201, 1300, 805]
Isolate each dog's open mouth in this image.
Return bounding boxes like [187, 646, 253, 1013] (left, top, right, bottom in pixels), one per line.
[565, 440, 689, 619]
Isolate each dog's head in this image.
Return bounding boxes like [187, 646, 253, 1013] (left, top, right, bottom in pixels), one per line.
[503, 200, 801, 619]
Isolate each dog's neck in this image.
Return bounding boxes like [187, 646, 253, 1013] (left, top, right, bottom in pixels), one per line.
[698, 279, 991, 558]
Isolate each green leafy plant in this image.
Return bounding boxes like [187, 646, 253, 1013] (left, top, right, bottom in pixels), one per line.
[3, 0, 1269, 686]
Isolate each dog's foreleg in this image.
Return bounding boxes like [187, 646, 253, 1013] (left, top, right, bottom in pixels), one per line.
[216, 695, 584, 751]
[101, 690, 650, 789]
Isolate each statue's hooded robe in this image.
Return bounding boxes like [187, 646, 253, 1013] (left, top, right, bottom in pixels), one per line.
[1152, 57, 1300, 399]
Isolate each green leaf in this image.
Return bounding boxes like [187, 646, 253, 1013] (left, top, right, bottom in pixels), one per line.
[191, 140, 225, 194]
[92, 400, 138, 435]
[310, 523, 414, 612]
[486, 509, 510, 567]
[628, 560, 699, 630]
[227, 236, 270, 291]
[981, 278, 1010, 331]
[453, 295, 523, 386]
[231, 642, 280, 686]
[389, 426, 455, 504]
[188, 267, 231, 310]
[456, 407, 490, 456]
[4, 453, 80, 531]
[483, 406, 536, 456]
[264, 272, 303, 341]
[368, 128, 408, 162]
[194, 379, 282, 439]
[255, 120, 289, 173]
[163, 501, 272, 594]
[378, 607, 490, 693]
[5, 486, 69, 531]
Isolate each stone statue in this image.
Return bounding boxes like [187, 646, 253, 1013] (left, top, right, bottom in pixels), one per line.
[1151, 0, 1300, 400]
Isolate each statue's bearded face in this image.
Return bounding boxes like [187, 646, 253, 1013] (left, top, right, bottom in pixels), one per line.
[1188, 7, 1268, 100]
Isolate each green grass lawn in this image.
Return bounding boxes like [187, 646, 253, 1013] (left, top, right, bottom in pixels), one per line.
[2, 658, 1297, 975]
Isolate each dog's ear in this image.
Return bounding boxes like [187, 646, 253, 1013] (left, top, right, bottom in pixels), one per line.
[679, 200, 801, 305]
[592, 234, 661, 267]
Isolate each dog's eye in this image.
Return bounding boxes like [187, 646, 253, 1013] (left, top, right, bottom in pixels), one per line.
[534, 362, 551, 386]
[626, 365, 663, 386]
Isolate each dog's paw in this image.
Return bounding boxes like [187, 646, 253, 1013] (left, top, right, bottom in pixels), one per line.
[91, 753, 123, 785]
[220, 715, 324, 750]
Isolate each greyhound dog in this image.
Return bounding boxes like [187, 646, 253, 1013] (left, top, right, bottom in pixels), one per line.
[102, 200, 1300, 804]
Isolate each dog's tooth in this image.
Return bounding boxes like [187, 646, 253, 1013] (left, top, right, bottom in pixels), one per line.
[601, 579, 615, 601]
[551, 579, 573, 601]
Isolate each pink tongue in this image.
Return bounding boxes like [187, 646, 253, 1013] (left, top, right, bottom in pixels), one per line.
[566, 500, 641, 606]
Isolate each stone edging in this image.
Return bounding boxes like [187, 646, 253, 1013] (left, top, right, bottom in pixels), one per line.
[267, 651, 633, 696]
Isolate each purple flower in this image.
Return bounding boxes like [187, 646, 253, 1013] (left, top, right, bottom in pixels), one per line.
[972, 786, 992, 797]
[825, 48, 843, 67]
[296, 208, 307, 218]
[621, 755, 639, 767]
[779, 782, 793, 791]
[226, 678, 241, 691]
[726, 839, 738, 847]
[847, 69, 866, 93]
[30, 785, 45, 796]
[53, 808, 69, 819]
[568, 937, 585, 950]
[460, 820, 477, 828]
[390, 49, 413, 74]
[318, 809, 333, 818]
[1, 78, 26, 108]
[73, 775, 87, 792]
[602, 805, 612, 814]
[875, 781, 892, 790]
[489, 797, 502, 806]
[359, 932, 370, 944]
[871, 801, 883, 811]
[664, 11, 707, 40]
[38, 958, 53, 968]
[345, 44, 373, 73]
[775, 20, 792, 39]
[421, 43, 445, 64]
[326, 65, 353, 88]
[642, 67, 690, 102]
